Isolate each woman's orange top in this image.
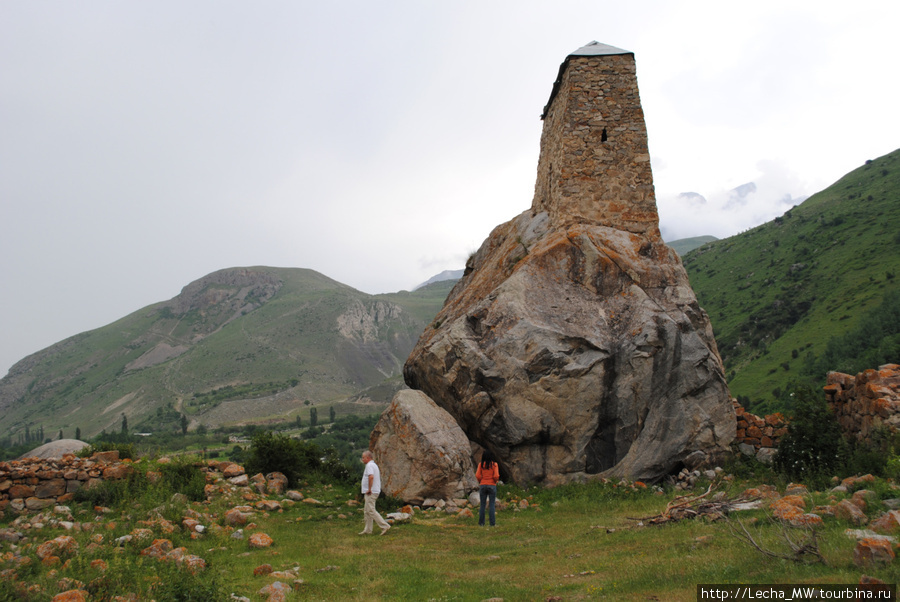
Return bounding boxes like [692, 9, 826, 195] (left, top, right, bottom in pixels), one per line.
[476, 462, 499, 486]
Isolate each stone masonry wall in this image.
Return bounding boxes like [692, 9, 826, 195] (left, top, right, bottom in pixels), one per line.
[733, 364, 900, 462]
[531, 51, 659, 236]
[825, 364, 900, 444]
[0, 451, 132, 513]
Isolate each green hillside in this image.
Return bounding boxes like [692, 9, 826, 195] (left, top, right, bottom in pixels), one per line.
[0, 267, 450, 440]
[683, 149, 900, 414]
[666, 235, 718, 256]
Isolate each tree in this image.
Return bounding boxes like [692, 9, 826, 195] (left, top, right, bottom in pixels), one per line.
[180, 414, 188, 435]
[75, 427, 81, 440]
[309, 407, 318, 427]
[121, 414, 128, 434]
[58, 429, 63, 440]
[329, 406, 336, 423]
[295, 415, 303, 428]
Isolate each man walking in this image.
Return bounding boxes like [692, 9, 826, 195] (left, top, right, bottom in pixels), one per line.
[359, 450, 390, 536]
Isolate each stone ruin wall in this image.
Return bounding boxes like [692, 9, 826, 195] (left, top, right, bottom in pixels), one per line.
[734, 363, 900, 461]
[531, 53, 658, 235]
[733, 401, 788, 463]
[825, 364, 900, 444]
[0, 451, 132, 514]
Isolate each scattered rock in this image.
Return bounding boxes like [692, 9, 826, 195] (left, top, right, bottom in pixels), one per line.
[385, 512, 412, 522]
[265, 473, 288, 495]
[256, 500, 282, 512]
[871, 511, 900, 534]
[834, 499, 869, 526]
[853, 538, 895, 567]
[248, 532, 274, 548]
[225, 508, 250, 526]
[36, 535, 78, 560]
[257, 581, 292, 602]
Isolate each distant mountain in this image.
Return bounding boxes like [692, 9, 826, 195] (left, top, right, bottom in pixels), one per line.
[683, 148, 900, 414]
[666, 235, 718, 256]
[413, 269, 464, 291]
[0, 267, 451, 439]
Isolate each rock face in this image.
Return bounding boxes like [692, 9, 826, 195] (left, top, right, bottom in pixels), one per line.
[403, 42, 735, 485]
[370, 390, 478, 503]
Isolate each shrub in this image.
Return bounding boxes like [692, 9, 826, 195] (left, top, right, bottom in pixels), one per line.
[157, 457, 207, 502]
[77, 439, 136, 460]
[772, 386, 846, 485]
[150, 567, 224, 602]
[73, 470, 149, 508]
[245, 430, 321, 486]
[320, 446, 353, 484]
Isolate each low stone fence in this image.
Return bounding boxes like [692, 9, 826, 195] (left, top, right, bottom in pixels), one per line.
[0, 451, 132, 513]
[826, 364, 900, 444]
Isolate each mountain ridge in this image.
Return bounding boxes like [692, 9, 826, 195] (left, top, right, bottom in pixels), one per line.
[0, 267, 448, 439]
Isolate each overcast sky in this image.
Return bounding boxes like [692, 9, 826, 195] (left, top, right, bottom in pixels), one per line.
[2, 0, 898, 376]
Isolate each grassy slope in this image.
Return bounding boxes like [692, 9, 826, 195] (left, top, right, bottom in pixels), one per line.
[0, 268, 451, 440]
[684, 149, 900, 412]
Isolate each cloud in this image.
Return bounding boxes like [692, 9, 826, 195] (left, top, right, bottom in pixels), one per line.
[658, 159, 808, 241]
[2, 0, 899, 375]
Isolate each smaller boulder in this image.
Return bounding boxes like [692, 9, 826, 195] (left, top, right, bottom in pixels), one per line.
[265, 472, 288, 495]
[854, 538, 895, 567]
[835, 500, 869, 526]
[370, 390, 478, 504]
[871, 511, 900, 534]
[249, 532, 274, 548]
[254, 564, 274, 576]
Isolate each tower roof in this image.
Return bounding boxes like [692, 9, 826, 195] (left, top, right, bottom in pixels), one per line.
[569, 41, 632, 57]
[541, 41, 634, 119]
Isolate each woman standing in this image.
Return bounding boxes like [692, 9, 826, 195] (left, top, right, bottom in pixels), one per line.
[476, 449, 500, 527]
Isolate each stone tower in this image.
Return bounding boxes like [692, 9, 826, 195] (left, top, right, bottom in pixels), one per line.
[532, 42, 658, 236]
[402, 42, 735, 486]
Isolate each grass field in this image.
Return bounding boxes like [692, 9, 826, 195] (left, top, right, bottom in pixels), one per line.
[3, 459, 899, 601]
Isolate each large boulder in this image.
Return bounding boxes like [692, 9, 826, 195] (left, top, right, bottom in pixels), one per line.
[19, 439, 89, 460]
[370, 389, 478, 504]
[403, 43, 735, 485]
